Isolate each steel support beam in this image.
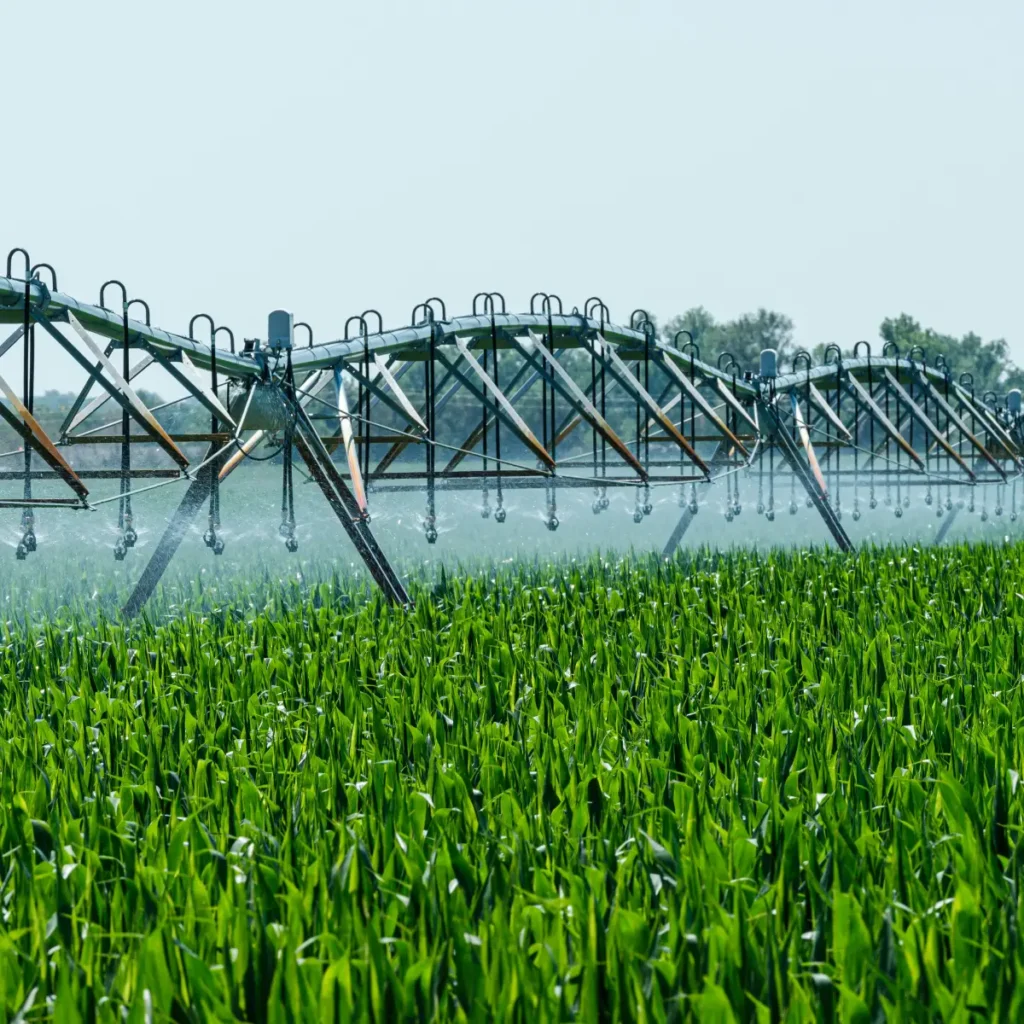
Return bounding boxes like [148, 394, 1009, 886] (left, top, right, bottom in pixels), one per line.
[511, 335, 647, 479]
[657, 352, 749, 456]
[33, 312, 190, 470]
[662, 443, 727, 557]
[290, 400, 410, 606]
[880, 369, 975, 481]
[915, 373, 1006, 479]
[759, 399, 853, 552]
[933, 504, 961, 545]
[122, 446, 221, 618]
[583, 334, 709, 476]
[843, 372, 923, 469]
[0, 371, 88, 500]
[333, 366, 368, 513]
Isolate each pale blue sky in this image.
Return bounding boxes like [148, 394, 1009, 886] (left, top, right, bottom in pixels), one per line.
[3, 0, 1022, 392]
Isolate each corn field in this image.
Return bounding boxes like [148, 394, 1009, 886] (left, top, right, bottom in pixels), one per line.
[1, 545, 1023, 1021]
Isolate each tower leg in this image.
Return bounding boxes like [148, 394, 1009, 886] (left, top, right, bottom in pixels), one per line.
[292, 429, 411, 606]
[289, 398, 411, 606]
[759, 400, 854, 553]
[663, 443, 726, 557]
[933, 504, 960, 545]
[121, 447, 217, 617]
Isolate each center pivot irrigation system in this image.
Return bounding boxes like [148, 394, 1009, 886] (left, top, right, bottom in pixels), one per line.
[3, 246, 1024, 616]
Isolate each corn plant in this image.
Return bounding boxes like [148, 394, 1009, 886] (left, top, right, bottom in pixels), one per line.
[1, 545, 1023, 1021]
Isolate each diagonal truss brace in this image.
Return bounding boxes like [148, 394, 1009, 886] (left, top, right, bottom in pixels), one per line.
[584, 334, 709, 477]
[951, 381, 1021, 462]
[144, 349, 235, 428]
[444, 360, 544, 474]
[513, 333, 647, 479]
[791, 393, 828, 494]
[656, 352, 749, 456]
[289, 399, 410, 605]
[843, 372, 924, 469]
[808, 382, 852, 440]
[443, 339, 555, 469]
[341, 357, 428, 433]
[33, 312, 189, 470]
[65, 352, 156, 434]
[759, 399, 853, 552]
[914, 373, 1006, 479]
[716, 378, 758, 433]
[0, 370, 89, 499]
[372, 361, 471, 476]
[333, 366, 368, 513]
[0, 325, 25, 359]
[880, 369, 975, 481]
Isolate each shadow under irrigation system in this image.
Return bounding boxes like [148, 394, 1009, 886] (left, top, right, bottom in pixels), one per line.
[3, 249, 1023, 615]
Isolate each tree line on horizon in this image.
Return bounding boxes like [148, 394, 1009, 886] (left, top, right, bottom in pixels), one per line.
[659, 307, 1023, 398]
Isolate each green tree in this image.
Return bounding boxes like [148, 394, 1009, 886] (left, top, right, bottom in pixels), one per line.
[877, 314, 1024, 397]
[661, 307, 795, 372]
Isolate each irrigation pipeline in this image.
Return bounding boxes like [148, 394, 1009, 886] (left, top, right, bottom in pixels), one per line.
[2, 250, 1023, 612]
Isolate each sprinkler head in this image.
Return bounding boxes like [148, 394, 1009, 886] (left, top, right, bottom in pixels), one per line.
[958, 499, 966, 509]
[946, 498, 953, 511]
[495, 507, 506, 524]
[725, 509, 734, 523]
[756, 502, 764, 515]
[688, 501, 698, 515]
[925, 493, 933, 506]
[592, 500, 602, 514]
[789, 502, 798, 516]
[633, 507, 644, 524]
[903, 495, 910, 508]
[285, 535, 299, 552]
[894, 506, 903, 519]
[279, 522, 291, 537]
[805, 497, 813, 509]
[733, 503, 742, 517]
[600, 496, 610, 511]
[980, 510, 988, 522]
[936, 507, 944, 518]
[24, 531, 37, 553]
[1012, 512, 1018, 523]
[643, 502, 653, 516]
[113, 538, 127, 560]
[870, 497, 878, 510]
[765, 509, 775, 522]
[852, 508, 861, 522]
[203, 528, 215, 547]
[213, 537, 225, 555]
[996, 506, 1003, 517]
[125, 526, 137, 547]
[15, 542, 27, 561]
[547, 515, 560, 532]
[481, 506, 491, 519]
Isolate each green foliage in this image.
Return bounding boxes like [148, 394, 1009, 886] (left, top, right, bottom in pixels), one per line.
[661, 308, 796, 371]
[658, 305, 1020, 398]
[877, 314, 1024, 397]
[2, 545, 1024, 1020]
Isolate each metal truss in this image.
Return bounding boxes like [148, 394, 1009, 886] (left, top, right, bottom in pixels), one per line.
[3, 253, 1023, 614]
